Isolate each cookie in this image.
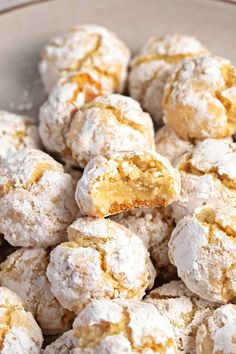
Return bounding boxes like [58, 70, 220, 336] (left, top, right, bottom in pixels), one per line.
[0, 149, 78, 247]
[0, 287, 43, 353]
[66, 94, 155, 168]
[47, 217, 155, 313]
[163, 56, 236, 139]
[169, 206, 236, 303]
[39, 24, 130, 93]
[129, 34, 208, 123]
[0, 248, 74, 335]
[76, 150, 181, 217]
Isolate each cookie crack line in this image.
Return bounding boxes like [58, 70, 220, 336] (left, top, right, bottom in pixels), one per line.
[132, 53, 200, 68]
[74, 306, 174, 352]
[180, 158, 236, 191]
[81, 102, 147, 135]
[0, 162, 55, 198]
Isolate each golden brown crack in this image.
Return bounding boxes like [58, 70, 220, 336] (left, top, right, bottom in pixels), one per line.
[74, 306, 175, 353]
[62, 34, 102, 73]
[90, 66, 120, 92]
[82, 102, 147, 135]
[66, 72, 102, 104]
[0, 163, 56, 198]
[196, 208, 236, 301]
[214, 65, 236, 128]
[63, 236, 148, 300]
[180, 155, 236, 191]
[198, 319, 214, 354]
[196, 208, 236, 238]
[132, 53, 199, 68]
[0, 304, 25, 349]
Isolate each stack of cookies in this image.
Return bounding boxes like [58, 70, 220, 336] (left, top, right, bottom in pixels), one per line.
[0, 24, 236, 354]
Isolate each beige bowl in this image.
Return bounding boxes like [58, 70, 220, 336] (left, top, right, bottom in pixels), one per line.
[0, 0, 235, 121]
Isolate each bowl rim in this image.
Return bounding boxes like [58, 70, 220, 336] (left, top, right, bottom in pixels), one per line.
[0, 0, 235, 16]
[0, 0, 53, 16]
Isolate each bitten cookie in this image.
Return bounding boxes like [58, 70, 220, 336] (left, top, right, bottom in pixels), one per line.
[163, 56, 236, 139]
[171, 138, 236, 221]
[169, 206, 236, 303]
[0, 148, 78, 248]
[0, 248, 74, 335]
[66, 94, 155, 168]
[129, 34, 208, 124]
[0, 287, 43, 354]
[39, 71, 106, 163]
[196, 304, 236, 354]
[39, 24, 130, 93]
[47, 217, 155, 313]
[0, 111, 41, 163]
[145, 280, 217, 353]
[75, 150, 181, 217]
[111, 207, 176, 277]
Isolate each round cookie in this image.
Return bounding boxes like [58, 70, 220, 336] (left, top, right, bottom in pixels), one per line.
[129, 34, 208, 124]
[169, 206, 236, 303]
[111, 207, 176, 277]
[163, 56, 236, 139]
[47, 217, 156, 313]
[0, 148, 78, 248]
[145, 280, 217, 353]
[39, 71, 107, 163]
[171, 138, 236, 221]
[0, 248, 75, 335]
[196, 304, 236, 354]
[66, 94, 155, 168]
[0, 111, 41, 163]
[39, 24, 130, 93]
[0, 287, 43, 354]
[72, 299, 177, 353]
[75, 150, 181, 217]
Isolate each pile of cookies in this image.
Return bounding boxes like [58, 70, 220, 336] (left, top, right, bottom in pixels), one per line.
[0, 24, 236, 354]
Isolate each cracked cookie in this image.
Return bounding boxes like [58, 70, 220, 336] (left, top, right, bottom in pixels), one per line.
[66, 94, 155, 168]
[196, 304, 236, 354]
[0, 111, 41, 163]
[0, 286, 43, 354]
[163, 56, 236, 139]
[145, 280, 218, 353]
[46, 217, 156, 313]
[171, 138, 236, 221]
[0, 148, 78, 248]
[71, 299, 177, 353]
[75, 150, 181, 217]
[169, 206, 236, 303]
[129, 34, 208, 124]
[43, 300, 177, 353]
[39, 24, 130, 93]
[0, 248, 75, 335]
[39, 71, 107, 164]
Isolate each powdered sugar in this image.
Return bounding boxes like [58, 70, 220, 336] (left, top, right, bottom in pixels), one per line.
[47, 217, 155, 313]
